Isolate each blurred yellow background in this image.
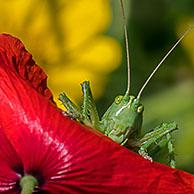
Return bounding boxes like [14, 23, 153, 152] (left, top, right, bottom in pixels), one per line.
[0, 0, 122, 105]
[1, 0, 194, 173]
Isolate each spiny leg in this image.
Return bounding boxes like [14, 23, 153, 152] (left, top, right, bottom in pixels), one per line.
[166, 133, 176, 168]
[59, 92, 82, 121]
[141, 133, 176, 168]
[81, 81, 100, 129]
[138, 122, 177, 166]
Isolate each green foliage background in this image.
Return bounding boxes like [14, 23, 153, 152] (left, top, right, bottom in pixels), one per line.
[97, 0, 194, 172]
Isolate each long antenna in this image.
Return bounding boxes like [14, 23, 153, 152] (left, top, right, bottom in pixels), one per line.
[120, 0, 131, 95]
[137, 25, 194, 99]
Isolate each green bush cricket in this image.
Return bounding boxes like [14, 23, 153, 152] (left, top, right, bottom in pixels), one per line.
[59, 0, 194, 168]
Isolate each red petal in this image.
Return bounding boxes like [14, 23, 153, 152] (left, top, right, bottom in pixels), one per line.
[0, 34, 194, 193]
[0, 34, 54, 102]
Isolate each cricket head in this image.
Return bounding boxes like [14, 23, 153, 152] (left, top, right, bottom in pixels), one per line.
[114, 95, 144, 136]
[103, 94, 144, 141]
[114, 95, 143, 127]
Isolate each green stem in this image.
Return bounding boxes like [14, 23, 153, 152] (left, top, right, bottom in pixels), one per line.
[20, 175, 38, 194]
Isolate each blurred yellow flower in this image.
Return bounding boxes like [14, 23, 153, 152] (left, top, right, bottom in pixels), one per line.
[0, 0, 122, 107]
[177, 18, 194, 66]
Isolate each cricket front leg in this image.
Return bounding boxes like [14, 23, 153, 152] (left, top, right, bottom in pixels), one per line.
[138, 122, 177, 167]
[166, 133, 176, 168]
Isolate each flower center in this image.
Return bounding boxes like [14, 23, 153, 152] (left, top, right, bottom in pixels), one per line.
[20, 175, 38, 194]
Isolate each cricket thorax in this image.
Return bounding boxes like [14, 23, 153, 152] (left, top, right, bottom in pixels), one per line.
[100, 95, 144, 144]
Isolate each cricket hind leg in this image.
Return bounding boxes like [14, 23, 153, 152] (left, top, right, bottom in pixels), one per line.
[59, 92, 82, 120]
[81, 81, 100, 129]
[59, 81, 100, 130]
[138, 122, 177, 167]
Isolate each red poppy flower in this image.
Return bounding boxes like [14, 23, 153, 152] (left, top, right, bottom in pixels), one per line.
[0, 34, 194, 194]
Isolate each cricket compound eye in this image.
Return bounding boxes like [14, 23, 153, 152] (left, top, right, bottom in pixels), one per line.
[137, 105, 144, 113]
[115, 96, 123, 104]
